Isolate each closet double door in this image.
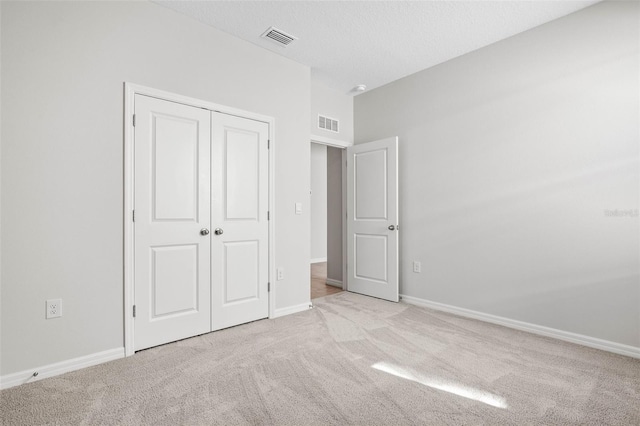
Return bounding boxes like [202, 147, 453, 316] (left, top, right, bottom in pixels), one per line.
[133, 95, 269, 351]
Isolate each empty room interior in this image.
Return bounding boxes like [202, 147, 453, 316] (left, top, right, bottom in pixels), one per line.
[1, 1, 639, 424]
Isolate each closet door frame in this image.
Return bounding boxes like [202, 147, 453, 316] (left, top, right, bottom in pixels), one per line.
[123, 82, 276, 357]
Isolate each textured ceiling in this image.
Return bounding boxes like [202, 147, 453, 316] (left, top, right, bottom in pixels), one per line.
[153, 1, 600, 95]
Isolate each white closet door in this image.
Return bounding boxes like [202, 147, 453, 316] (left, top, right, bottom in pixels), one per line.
[134, 94, 211, 351]
[211, 112, 269, 331]
[346, 137, 399, 302]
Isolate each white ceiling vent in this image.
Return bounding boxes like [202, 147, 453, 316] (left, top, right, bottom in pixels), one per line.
[261, 27, 297, 47]
[318, 115, 339, 133]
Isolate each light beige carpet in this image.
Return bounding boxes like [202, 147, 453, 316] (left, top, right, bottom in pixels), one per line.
[1, 292, 639, 425]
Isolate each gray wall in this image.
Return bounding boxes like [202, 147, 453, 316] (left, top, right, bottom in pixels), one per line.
[327, 146, 343, 283]
[355, 1, 639, 348]
[310, 143, 327, 262]
[1, 1, 311, 376]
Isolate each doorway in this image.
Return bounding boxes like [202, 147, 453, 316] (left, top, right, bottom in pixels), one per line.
[310, 142, 344, 300]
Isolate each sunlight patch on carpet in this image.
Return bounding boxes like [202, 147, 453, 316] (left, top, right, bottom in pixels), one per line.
[371, 362, 508, 409]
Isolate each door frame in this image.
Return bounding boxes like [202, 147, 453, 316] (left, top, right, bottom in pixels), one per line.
[310, 135, 351, 292]
[124, 82, 276, 356]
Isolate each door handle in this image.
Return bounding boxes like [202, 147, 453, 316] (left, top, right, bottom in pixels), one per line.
[214, 228, 224, 235]
[200, 228, 210, 236]
[388, 225, 395, 231]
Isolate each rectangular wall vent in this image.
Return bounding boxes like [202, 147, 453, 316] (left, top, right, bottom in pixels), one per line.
[261, 27, 297, 47]
[318, 115, 339, 133]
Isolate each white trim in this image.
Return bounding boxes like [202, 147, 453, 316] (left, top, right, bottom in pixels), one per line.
[341, 149, 348, 291]
[124, 82, 275, 355]
[325, 278, 343, 288]
[400, 294, 640, 359]
[311, 133, 352, 148]
[310, 257, 327, 264]
[0, 348, 124, 390]
[124, 83, 135, 356]
[268, 111, 277, 322]
[272, 303, 312, 318]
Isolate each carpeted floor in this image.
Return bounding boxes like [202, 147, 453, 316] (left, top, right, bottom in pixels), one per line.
[1, 292, 639, 425]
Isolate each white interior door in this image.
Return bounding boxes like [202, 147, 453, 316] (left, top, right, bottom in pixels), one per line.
[346, 137, 399, 302]
[134, 94, 212, 351]
[211, 112, 269, 331]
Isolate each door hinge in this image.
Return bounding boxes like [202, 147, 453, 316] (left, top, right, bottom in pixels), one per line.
[267, 211, 270, 220]
[133, 305, 136, 317]
[132, 114, 136, 127]
[268, 282, 271, 292]
[132, 210, 135, 222]
[267, 139, 270, 149]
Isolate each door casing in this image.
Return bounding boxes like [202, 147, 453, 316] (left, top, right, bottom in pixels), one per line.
[124, 83, 276, 356]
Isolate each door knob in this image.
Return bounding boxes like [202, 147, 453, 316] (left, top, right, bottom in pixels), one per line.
[200, 228, 210, 236]
[388, 225, 395, 231]
[214, 228, 224, 235]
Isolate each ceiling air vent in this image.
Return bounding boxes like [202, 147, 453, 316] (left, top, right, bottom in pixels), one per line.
[318, 115, 339, 133]
[261, 27, 297, 47]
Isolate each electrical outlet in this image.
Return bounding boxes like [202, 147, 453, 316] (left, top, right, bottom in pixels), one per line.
[277, 268, 284, 281]
[46, 299, 62, 319]
[413, 261, 422, 273]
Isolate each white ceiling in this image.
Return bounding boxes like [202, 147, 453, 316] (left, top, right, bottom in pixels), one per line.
[153, 1, 600, 95]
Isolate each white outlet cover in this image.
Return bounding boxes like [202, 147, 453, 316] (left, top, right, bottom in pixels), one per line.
[46, 298, 62, 319]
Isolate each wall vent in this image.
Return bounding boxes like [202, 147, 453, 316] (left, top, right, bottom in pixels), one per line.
[261, 27, 297, 47]
[318, 115, 339, 133]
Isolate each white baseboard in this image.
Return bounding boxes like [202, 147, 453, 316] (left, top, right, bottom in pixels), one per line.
[0, 347, 125, 390]
[272, 302, 312, 318]
[325, 278, 343, 288]
[400, 294, 640, 359]
[310, 257, 327, 264]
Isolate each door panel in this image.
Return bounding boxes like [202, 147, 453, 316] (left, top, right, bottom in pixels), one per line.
[134, 94, 211, 351]
[347, 137, 399, 302]
[355, 149, 388, 220]
[224, 240, 260, 303]
[211, 113, 269, 331]
[354, 234, 388, 283]
[152, 115, 200, 221]
[151, 244, 199, 318]
[225, 130, 260, 220]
